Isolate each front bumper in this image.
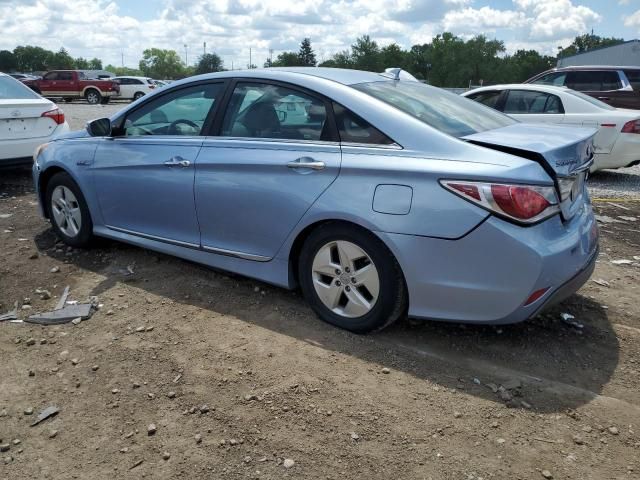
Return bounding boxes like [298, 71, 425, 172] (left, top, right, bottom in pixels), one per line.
[376, 200, 598, 325]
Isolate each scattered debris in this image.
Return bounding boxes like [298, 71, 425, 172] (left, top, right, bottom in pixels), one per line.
[147, 423, 157, 435]
[0, 213, 13, 219]
[611, 259, 633, 265]
[561, 313, 584, 330]
[381, 367, 391, 374]
[130, 459, 143, 470]
[592, 278, 610, 287]
[595, 215, 624, 224]
[283, 458, 295, 469]
[26, 303, 93, 325]
[55, 286, 70, 310]
[0, 302, 18, 322]
[541, 470, 553, 479]
[618, 216, 637, 222]
[30, 406, 59, 427]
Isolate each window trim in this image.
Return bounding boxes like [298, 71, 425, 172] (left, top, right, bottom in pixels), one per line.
[208, 77, 340, 144]
[111, 79, 229, 137]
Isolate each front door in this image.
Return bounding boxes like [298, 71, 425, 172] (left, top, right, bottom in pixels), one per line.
[92, 82, 225, 246]
[195, 81, 341, 260]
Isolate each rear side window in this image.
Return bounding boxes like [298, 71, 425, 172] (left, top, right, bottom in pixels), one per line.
[566, 71, 622, 91]
[624, 70, 640, 91]
[468, 91, 502, 109]
[503, 90, 564, 114]
[43, 72, 58, 80]
[58, 72, 73, 81]
[531, 72, 566, 86]
[332, 103, 394, 145]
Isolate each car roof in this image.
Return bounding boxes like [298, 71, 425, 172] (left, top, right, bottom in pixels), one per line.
[188, 67, 389, 86]
[552, 65, 640, 71]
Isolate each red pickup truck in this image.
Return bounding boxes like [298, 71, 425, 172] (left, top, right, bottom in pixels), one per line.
[23, 70, 120, 105]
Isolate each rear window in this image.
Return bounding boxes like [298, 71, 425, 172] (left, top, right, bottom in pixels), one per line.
[624, 70, 640, 91]
[566, 71, 622, 91]
[353, 81, 516, 138]
[0, 76, 40, 100]
[565, 90, 616, 110]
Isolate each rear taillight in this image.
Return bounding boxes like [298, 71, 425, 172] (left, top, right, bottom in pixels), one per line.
[621, 119, 640, 134]
[441, 180, 559, 224]
[41, 107, 65, 125]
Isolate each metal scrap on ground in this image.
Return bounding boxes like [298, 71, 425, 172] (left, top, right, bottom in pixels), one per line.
[25, 286, 95, 325]
[30, 406, 59, 427]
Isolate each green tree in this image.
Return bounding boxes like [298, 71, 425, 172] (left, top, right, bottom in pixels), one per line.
[561, 34, 624, 58]
[139, 48, 185, 79]
[351, 35, 381, 72]
[104, 64, 143, 76]
[195, 53, 223, 74]
[13, 45, 53, 72]
[88, 58, 103, 70]
[0, 50, 17, 72]
[49, 48, 75, 69]
[319, 50, 353, 68]
[380, 43, 408, 70]
[271, 51, 302, 67]
[74, 57, 89, 69]
[297, 38, 316, 66]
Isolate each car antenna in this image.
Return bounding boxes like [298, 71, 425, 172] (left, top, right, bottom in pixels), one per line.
[379, 68, 418, 81]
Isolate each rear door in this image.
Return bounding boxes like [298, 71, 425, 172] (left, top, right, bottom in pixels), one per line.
[55, 71, 78, 96]
[38, 72, 58, 95]
[502, 89, 565, 124]
[195, 80, 341, 260]
[92, 81, 225, 246]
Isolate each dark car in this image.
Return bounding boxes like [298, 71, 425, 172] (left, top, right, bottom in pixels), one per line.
[526, 66, 640, 110]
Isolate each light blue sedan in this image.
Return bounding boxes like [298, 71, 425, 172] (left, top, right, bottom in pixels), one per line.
[32, 68, 599, 333]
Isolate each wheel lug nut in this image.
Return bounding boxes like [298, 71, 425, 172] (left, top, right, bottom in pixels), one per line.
[335, 269, 341, 275]
[335, 280, 341, 286]
[351, 277, 356, 283]
[345, 267, 350, 273]
[345, 286, 351, 292]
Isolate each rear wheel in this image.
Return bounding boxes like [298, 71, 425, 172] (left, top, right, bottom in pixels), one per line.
[45, 172, 94, 248]
[298, 223, 406, 333]
[85, 89, 101, 105]
[133, 92, 145, 101]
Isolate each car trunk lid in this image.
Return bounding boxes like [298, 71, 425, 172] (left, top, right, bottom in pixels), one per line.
[462, 123, 596, 221]
[0, 99, 58, 140]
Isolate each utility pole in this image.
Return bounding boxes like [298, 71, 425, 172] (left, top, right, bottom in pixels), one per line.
[249, 48, 252, 69]
[269, 48, 273, 66]
[203, 42, 206, 57]
[121, 50, 124, 68]
[184, 44, 188, 66]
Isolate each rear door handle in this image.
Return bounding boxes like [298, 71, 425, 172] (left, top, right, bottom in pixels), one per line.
[287, 157, 325, 170]
[164, 156, 190, 168]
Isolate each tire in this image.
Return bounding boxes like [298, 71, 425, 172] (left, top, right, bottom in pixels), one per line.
[133, 92, 145, 101]
[45, 172, 94, 248]
[298, 223, 407, 333]
[85, 89, 101, 105]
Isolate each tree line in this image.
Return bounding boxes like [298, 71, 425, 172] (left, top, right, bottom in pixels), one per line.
[0, 33, 624, 86]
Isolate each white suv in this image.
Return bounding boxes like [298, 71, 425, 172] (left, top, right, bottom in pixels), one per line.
[112, 76, 156, 101]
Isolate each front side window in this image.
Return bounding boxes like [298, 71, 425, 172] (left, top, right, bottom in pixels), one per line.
[468, 91, 503, 109]
[58, 72, 73, 81]
[43, 72, 58, 81]
[124, 83, 223, 136]
[503, 90, 564, 114]
[354, 81, 515, 138]
[221, 82, 328, 141]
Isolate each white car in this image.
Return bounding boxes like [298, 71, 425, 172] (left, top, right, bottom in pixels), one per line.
[112, 76, 156, 101]
[0, 73, 70, 166]
[463, 84, 640, 171]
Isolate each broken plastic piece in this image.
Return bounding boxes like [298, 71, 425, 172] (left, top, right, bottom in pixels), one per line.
[0, 301, 18, 322]
[26, 304, 93, 325]
[55, 286, 70, 310]
[30, 406, 59, 427]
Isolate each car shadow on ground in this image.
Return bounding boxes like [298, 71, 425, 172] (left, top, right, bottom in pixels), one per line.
[30, 220, 618, 415]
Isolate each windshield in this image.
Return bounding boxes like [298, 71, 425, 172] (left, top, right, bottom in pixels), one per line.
[353, 81, 516, 137]
[565, 89, 616, 110]
[0, 76, 40, 100]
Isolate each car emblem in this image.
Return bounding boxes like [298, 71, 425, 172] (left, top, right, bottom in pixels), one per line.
[10, 110, 21, 117]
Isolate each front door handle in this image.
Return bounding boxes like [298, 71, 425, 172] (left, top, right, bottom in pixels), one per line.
[164, 156, 190, 168]
[287, 157, 325, 170]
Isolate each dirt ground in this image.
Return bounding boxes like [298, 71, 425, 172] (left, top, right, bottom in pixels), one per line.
[1, 105, 640, 479]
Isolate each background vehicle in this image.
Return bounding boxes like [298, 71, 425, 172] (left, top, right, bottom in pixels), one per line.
[112, 76, 156, 101]
[22, 70, 119, 105]
[526, 66, 640, 110]
[9, 73, 41, 81]
[463, 84, 640, 171]
[33, 68, 598, 333]
[0, 72, 69, 166]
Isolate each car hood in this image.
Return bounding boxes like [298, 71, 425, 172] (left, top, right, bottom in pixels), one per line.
[55, 129, 91, 141]
[462, 123, 597, 178]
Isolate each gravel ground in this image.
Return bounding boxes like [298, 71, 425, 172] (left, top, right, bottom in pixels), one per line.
[1, 103, 640, 479]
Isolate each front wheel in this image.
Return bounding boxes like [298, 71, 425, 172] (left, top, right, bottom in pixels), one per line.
[45, 172, 94, 248]
[85, 89, 102, 105]
[298, 223, 407, 333]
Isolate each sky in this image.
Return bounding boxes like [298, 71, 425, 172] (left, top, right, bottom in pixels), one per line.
[0, 0, 639, 70]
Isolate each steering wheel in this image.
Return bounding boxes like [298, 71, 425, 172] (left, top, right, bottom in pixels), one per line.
[168, 119, 199, 135]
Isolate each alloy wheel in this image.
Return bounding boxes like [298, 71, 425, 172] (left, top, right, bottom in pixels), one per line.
[311, 240, 380, 318]
[51, 185, 82, 237]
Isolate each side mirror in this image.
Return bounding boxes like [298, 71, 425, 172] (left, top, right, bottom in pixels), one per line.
[87, 118, 112, 137]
